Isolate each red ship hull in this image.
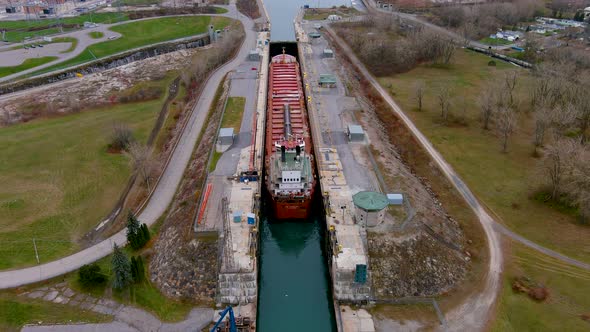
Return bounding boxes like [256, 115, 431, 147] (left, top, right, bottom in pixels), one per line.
[270, 197, 312, 220]
[265, 52, 316, 220]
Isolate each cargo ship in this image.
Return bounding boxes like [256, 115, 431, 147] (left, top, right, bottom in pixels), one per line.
[265, 50, 316, 220]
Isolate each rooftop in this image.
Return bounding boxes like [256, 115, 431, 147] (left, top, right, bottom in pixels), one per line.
[353, 191, 388, 211]
[348, 124, 364, 135]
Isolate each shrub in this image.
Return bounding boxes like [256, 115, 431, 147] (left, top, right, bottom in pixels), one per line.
[131, 256, 145, 283]
[488, 60, 496, 66]
[109, 123, 134, 152]
[78, 263, 106, 287]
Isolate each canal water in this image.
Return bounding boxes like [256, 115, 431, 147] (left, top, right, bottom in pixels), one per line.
[256, 0, 349, 331]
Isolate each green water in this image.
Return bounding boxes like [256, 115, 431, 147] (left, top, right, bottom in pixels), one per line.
[257, 216, 337, 331]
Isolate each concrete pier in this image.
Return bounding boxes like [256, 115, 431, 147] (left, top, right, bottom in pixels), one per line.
[198, 29, 270, 326]
[294, 9, 377, 332]
[294, 9, 376, 332]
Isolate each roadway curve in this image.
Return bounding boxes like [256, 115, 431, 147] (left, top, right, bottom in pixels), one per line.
[326, 24, 502, 331]
[361, 0, 590, 272]
[0, 3, 256, 289]
[0, 11, 233, 83]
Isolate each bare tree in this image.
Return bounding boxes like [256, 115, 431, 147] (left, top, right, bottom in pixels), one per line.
[503, 70, 518, 107]
[533, 106, 552, 150]
[573, 88, 590, 143]
[495, 104, 517, 153]
[563, 144, 590, 222]
[478, 84, 495, 130]
[437, 85, 451, 123]
[413, 80, 425, 111]
[110, 123, 134, 151]
[127, 142, 158, 191]
[549, 102, 577, 139]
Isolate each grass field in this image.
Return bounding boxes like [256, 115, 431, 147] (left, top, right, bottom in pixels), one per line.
[303, 7, 359, 20]
[67, 245, 194, 321]
[0, 56, 56, 78]
[88, 31, 104, 39]
[209, 96, 245, 172]
[376, 48, 590, 264]
[0, 12, 129, 42]
[0, 99, 164, 269]
[32, 16, 232, 75]
[0, 293, 110, 331]
[221, 96, 245, 131]
[492, 241, 590, 331]
[480, 37, 512, 46]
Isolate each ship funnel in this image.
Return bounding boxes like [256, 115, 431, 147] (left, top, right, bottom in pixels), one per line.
[283, 104, 292, 138]
[281, 145, 286, 163]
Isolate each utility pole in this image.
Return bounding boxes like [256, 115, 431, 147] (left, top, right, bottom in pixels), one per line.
[33, 238, 40, 264]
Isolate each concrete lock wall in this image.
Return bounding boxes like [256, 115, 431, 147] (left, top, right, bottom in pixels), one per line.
[0, 35, 210, 95]
[218, 272, 257, 304]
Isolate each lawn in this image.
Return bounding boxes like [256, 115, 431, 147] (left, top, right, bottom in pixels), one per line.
[0, 293, 110, 331]
[0, 12, 129, 42]
[376, 48, 590, 264]
[32, 16, 233, 74]
[0, 100, 162, 269]
[88, 31, 104, 39]
[303, 7, 359, 21]
[209, 96, 246, 172]
[68, 245, 194, 322]
[0, 56, 56, 78]
[492, 241, 590, 331]
[479, 37, 512, 46]
[221, 96, 246, 131]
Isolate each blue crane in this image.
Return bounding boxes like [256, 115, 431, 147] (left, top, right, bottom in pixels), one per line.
[211, 306, 237, 332]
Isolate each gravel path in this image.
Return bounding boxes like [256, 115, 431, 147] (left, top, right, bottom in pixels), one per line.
[19, 283, 213, 332]
[0, 3, 257, 289]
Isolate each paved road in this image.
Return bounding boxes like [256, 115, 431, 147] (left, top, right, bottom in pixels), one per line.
[326, 24, 502, 332]
[0, 3, 257, 289]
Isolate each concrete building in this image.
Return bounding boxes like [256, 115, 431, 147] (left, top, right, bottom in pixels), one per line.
[387, 193, 403, 205]
[318, 74, 336, 88]
[347, 124, 365, 142]
[218, 127, 234, 146]
[353, 191, 388, 227]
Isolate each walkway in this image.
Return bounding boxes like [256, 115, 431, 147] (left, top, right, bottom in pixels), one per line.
[19, 282, 212, 332]
[0, 3, 257, 289]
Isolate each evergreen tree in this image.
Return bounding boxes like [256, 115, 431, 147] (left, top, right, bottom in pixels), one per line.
[141, 223, 151, 242]
[137, 256, 145, 283]
[126, 211, 140, 242]
[111, 244, 132, 290]
[130, 256, 138, 283]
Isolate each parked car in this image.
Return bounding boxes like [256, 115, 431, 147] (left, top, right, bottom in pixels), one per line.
[37, 44, 43, 48]
[30, 44, 36, 48]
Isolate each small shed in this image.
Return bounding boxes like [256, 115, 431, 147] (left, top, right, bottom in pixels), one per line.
[347, 125, 365, 142]
[247, 212, 256, 225]
[322, 49, 334, 58]
[219, 128, 234, 146]
[387, 193, 403, 205]
[249, 49, 260, 61]
[353, 191, 388, 227]
[319, 74, 336, 88]
[233, 211, 242, 223]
